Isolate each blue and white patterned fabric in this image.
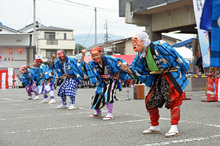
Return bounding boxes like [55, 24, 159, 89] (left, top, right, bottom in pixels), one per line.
[53, 56, 83, 98]
[54, 56, 84, 80]
[32, 67, 43, 85]
[58, 78, 78, 97]
[32, 64, 52, 85]
[210, 0, 220, 67]
[130, 40, 189, 93]
[80, 55, 128, 96]
[20, 69, 35, 86]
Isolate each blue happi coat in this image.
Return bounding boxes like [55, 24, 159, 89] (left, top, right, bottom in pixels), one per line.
[54, 56, 84, 80]
[20, 69, 36, 86]
[130, 40, 189, 93]
[80, 55, 128, 96]
[33, 64, 53, 85]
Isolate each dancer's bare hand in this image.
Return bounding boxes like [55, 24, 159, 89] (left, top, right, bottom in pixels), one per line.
[81, 49, 86, 56]
[120, 63, 128, 71]
[52, 53, 56, 60]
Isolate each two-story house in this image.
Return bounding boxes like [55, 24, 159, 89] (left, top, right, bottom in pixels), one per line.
[20, 22, 75, 62]
[0, 22, 33, 88]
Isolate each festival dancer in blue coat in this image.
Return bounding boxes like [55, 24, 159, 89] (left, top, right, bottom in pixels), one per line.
[80, 47, 127, 120]
[120, 32, 189, 137]
[17, 65, 39, 100]
[29, 58, 56, 104]
[51, 50, 84, 110]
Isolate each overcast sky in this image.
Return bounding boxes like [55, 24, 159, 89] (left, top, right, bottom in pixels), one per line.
[0, 0, 145, 38]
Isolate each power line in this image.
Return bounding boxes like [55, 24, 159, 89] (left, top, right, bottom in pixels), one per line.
[63, 0, 118, 12]
[82, 15, 95, 46]
[98, 14, 124, 24]
[46, 0, 94, 10]
[46, 0, 118, 13]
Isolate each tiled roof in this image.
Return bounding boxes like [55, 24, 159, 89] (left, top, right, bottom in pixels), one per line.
[0, 24, 18, 33]
[37, 26, 73, 31]
[119, 0, 182, 17]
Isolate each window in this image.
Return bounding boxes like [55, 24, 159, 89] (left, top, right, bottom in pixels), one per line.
[46, 50, 57, 59]
[64, 33, 67, 40]
[45, 32, 55, 40]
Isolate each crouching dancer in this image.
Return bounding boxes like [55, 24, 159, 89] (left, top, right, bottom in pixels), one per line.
[29, 58, 56, 104]
[51, 50, 84, 110]
[17, 65, 39, 100]
[80, 47, 127, 120]
[120, 32, 189, 137]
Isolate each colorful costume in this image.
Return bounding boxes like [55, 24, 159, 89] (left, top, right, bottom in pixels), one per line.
[129, 32, 189, 137]
[33, 60, 56, 104]
[53, 51, 84, 109]
[80, 54, 127, 120]
[19, 65, 39, 100]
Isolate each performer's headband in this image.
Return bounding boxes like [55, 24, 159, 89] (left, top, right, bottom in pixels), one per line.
[90, 47, 102, 54]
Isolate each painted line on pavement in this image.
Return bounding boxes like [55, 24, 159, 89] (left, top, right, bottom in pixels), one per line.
[144, 135, 220, 146]
[2, 119, 147, 135]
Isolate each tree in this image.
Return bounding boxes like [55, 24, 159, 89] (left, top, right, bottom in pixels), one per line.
[75, 44, 86, 54]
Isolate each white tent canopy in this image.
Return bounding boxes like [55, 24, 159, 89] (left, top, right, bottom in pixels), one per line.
[174, 47, 193, 61]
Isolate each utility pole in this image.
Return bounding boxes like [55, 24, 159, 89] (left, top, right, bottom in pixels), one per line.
[33, 0, 37, 54]
[77, 44, 79, 54]
[104, 20, 108, 43]
[95, 7, 97, 45]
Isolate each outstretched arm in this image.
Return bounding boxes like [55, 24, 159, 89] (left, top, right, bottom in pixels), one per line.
[51, 53, 56, 68]
[120, 63, 133, 75]
[81, 49, 86, 66]
[16, 74, 21, 81]
[27, 65, 33, 69]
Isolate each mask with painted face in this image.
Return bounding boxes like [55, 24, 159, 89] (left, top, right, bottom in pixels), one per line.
[19, 65, 27, 74]
[90, 47, 102, 63]
[58, 50, 66, 61]
[132, 32, 151, 53]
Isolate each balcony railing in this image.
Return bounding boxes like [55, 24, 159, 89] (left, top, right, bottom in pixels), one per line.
[47, 40, 58, 45]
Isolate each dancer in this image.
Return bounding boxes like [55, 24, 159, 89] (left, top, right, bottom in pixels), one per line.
[80, 47, 127, 120]
[51, 50, 84, 110]
[28, 58, 56, 104]
[120, 32, 189, 137]
[17, 65, 39, 100]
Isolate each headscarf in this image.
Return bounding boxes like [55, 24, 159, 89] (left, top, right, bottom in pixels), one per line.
[90, 47, 102, 54]
[135, 32, 151, 49]
[19, 65, 26, 71]
[135, 32, 151, 59]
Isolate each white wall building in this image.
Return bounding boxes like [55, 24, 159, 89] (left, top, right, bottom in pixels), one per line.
[20, 22, 75, 62]
[0, 23, 33, 75]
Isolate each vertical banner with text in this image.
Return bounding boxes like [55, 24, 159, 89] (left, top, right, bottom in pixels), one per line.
[193, 0, 210, 67]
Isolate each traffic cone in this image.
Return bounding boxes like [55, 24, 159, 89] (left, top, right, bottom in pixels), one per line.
[181, 91, 191, 100]
[201, 73, 217, 102]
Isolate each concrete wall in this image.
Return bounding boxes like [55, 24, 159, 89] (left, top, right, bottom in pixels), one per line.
[38, 40, 75, 50]
[37, 30, 73, 40]
[0, 34, 33, 75]
[152, 5, 195, 32]
[0, 34, 30, 46]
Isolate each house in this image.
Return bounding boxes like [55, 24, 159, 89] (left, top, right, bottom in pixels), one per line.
[0, 22, 33, 88]
[20, 22, 75, 62]
[0, 23, 33, 73]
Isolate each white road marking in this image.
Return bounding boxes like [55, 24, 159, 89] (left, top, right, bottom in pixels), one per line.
[3, 119, 147, 134]
[144, 135, 220, 146]
[1, 98, 23, 102]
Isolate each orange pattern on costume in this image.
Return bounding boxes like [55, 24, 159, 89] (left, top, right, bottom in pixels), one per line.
[146, 74, 182, 126]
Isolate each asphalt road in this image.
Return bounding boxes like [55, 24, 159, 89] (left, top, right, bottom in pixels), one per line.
[0, 87, 220, 146]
